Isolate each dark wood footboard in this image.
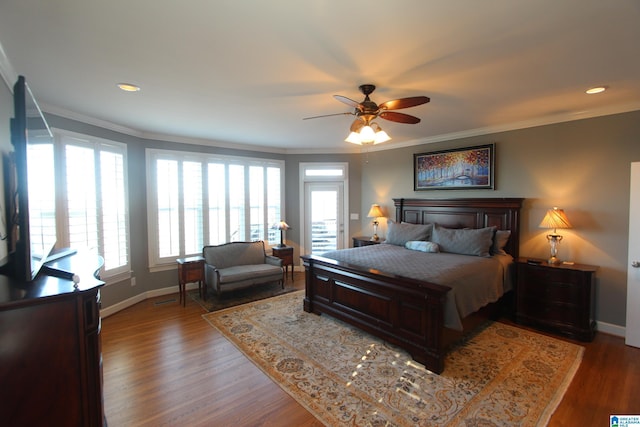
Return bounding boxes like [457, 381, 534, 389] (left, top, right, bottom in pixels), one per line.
[301, 254, 451, 373]
[301, 197, 523, 374]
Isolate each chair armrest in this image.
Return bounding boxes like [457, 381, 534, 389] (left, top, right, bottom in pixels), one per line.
[265, 255, 283, 267]
[204, 264, 221, 294]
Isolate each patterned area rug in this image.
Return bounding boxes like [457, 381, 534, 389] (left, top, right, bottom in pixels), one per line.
[203, 291, 584, 426]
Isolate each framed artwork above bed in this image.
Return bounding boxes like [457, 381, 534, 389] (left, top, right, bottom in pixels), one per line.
[414, 143, 495, 190]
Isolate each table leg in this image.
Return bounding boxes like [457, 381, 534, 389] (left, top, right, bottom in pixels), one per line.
[180, 280, 186, 307]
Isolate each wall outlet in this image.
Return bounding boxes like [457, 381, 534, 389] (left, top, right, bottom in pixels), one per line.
[131, 277, 136, 287]
[350, 213, 359, 220]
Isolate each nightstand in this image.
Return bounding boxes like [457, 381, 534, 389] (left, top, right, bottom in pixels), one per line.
[177, 256, 205, 306]
[272, 246, 294, 281]
[352, 236, 382, 247]
[515, 258, 598, 341]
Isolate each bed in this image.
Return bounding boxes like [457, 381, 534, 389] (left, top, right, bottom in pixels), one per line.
[301, 197, 523, 374]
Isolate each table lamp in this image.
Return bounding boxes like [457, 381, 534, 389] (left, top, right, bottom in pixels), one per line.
[273, 220, 290, 247]
[367, 204, 384, 241]
[539, 207, 572, 264]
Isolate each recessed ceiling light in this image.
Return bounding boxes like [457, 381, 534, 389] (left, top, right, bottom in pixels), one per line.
[117, 83, 141, 92]
[586, 86, 607, 94]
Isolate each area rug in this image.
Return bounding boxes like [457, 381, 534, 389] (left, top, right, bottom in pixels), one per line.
[189, 280, 298, 312]
[203, 291, 584, 426]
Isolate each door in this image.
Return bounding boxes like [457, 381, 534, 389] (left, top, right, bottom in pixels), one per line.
[627, 162, 640, 347]
[304, 182, 344, 254]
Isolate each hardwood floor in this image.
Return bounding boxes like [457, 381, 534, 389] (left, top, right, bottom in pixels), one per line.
[101, 275, 640, 426]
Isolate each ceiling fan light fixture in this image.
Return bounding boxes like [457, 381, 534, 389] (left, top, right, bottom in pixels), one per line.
[345, 131, 362, 144]
[359, 125, 376, 142]
[328, 84, 428, 146]
[371, 122, 391, 143]
[344, 123, 391, 145]
[374, 129, 391, 144]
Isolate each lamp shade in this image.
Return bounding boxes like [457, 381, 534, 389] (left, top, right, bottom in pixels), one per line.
[539, 207, 572, 232]
[273, 220, 290, 230]
[367, 204, 384, 218]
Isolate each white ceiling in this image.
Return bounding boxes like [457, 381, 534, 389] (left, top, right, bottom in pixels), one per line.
[1, 0, 639, 153]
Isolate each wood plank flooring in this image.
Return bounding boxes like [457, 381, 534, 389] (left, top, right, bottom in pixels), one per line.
[101, 275, 640, 426]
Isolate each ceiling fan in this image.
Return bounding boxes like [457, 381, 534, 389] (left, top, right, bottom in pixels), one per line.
[304, 84, 430, 145]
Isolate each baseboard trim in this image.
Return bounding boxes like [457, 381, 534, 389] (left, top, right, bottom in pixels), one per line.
[101, 282, 199, 318]
[596, 320, 625, 338]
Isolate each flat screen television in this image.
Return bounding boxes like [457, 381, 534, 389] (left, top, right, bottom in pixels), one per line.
[2, 75, 57, 281]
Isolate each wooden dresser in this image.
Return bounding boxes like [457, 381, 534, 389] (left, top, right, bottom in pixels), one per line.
[0, 252, 106, 426]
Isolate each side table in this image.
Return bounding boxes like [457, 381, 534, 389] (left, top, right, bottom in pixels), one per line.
[272, 246, 294, 281]
[352, 236, 382, 247]
[515, 257, 598, 341]
[176, 255, 205, 306]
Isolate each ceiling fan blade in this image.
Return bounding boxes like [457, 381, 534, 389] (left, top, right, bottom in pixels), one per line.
[378, 96, 430, 111]
[302, 112, 354, 120]
[379, 111, 421, 124]
[334, 95, 363, 110]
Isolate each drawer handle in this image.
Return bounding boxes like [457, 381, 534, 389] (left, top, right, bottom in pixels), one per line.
[632, 261, 640, 268]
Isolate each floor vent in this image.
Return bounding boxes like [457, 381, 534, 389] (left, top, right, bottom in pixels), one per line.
[154, 298, 177, 306]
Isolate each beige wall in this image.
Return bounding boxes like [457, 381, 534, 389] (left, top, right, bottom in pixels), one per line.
[359, 111, 640, 328]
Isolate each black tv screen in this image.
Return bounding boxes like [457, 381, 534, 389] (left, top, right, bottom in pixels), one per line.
[8, 76, 57, 281]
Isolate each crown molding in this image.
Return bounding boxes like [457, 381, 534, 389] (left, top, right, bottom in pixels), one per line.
[368, 102, 640, 152]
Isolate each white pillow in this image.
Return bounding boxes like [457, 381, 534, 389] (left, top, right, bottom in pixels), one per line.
[405, 240, 440, 253]
[491, 230, 511, 256]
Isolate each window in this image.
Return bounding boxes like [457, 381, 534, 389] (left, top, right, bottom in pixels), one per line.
[53, 131, 130, 280]
[146, 149, 284, 270]
[27, 143, 57, 256]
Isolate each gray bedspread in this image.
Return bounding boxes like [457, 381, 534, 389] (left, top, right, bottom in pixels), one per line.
[318, 244, 513, 331]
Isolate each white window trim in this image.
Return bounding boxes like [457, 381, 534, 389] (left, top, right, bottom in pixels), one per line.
[52, 128, 131, 284]
[146, 148, 285, 272]
[299, 162, 349, 256]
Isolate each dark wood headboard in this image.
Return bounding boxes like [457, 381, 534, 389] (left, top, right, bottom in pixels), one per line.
[393, 198, 524, 258]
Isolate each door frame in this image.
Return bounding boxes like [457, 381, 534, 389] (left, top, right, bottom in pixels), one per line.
[626, 161, 640, 347]
[299, 162, 349, 257]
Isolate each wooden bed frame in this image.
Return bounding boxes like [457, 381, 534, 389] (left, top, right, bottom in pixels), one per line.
[301, 197, 523, 374]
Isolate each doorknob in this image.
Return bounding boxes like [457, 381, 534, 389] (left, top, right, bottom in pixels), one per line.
[632, 261, 640, 268]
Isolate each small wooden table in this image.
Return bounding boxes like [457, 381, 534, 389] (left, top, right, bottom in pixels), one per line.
[176, 256, 205, 306]
[352, 236, 382, 247]
[272, 246, 294, 281]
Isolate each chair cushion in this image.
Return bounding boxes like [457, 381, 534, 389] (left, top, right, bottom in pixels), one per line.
[217, 264, 282, 284]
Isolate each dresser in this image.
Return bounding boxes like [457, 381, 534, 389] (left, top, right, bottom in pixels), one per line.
[515, 258, 598, 341]
[0, 252, 106, 426]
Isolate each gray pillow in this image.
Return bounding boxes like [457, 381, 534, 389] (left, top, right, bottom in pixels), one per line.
[491, 230, 511, 256]
[384, 221, 433, 246]
[432, 224, 496, 257]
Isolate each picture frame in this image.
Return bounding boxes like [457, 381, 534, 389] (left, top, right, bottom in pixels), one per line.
[414, 143, 495, 190]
